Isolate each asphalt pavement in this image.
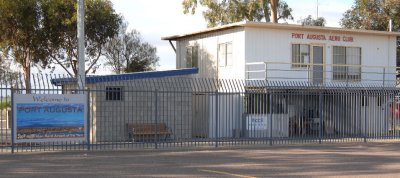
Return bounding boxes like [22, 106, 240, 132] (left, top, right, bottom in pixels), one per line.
[1, 142, 400, 177]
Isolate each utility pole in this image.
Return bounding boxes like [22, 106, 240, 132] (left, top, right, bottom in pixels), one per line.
[316, 0, 319, 18]
[77, 0, 86, 90]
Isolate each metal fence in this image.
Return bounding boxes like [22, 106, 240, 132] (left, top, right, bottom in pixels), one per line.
[246, 62, 400, 87]
[1, 73, 400, 153]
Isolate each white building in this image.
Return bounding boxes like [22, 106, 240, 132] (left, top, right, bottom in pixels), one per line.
[49, 22, 400, 142]
[163, 21, 399, 85]
[163, 21, 400, 139]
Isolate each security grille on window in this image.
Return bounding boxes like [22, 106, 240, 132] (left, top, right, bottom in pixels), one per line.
[186, 46, 199, 68]
[292, 44, 310, 68]
[333, 46, 361, 81]
[218, 42, 233, 67]
[106, 87, 123, 101]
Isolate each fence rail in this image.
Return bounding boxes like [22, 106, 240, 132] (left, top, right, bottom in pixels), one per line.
[1, 73, 400, 153]
[246, 61, 400, 87]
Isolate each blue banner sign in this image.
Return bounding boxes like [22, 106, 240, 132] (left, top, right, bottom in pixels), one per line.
[13, 94, 87, 143]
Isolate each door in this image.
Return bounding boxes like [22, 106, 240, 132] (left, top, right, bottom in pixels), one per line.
[192, 93, 209, 138]
[312, 46, 324, 84]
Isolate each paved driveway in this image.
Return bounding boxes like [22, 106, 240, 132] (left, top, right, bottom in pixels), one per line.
[1, 142, 400, 177]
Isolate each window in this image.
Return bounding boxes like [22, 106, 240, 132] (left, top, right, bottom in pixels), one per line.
[292, 44, 310, 68]
[333, 46, 361, 81]
[218, 42, 233, 67]
[106, 87, 123, 101]
[186, 46, 199, 68]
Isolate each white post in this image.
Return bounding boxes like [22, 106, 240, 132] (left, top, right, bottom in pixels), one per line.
[77, 0, 85, 90]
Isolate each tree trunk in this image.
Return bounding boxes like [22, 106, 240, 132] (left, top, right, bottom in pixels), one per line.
[271, 0, 278, 23]
[22, 65, 31, 94]
[262, 0, 270, 22]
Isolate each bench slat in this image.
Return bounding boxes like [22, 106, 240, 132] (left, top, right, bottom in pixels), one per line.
[127, 123, 172, 141]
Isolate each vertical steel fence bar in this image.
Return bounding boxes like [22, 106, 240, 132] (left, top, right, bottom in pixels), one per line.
[215, 89, 218, 148]
[86, 88, 91, 151]
[364, 92, 367, 142]
[269, 93, 273, 146]
[11, 87, 14, 154]
[154, 89, 158, 149]
[319, 91, 323, 144]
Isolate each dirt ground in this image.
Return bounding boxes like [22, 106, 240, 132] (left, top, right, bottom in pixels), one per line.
[1, 142, 400, 178]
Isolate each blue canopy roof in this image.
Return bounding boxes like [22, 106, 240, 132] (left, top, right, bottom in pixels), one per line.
[51, 68, 199, 86]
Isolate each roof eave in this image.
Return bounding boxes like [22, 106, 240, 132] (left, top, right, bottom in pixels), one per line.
[162, 21, 400, 41]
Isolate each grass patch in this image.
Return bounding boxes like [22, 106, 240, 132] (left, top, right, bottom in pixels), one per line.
[0, 97, 11, 110]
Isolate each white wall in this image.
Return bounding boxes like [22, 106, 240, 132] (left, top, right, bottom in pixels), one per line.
[207, 94, 243, 138]
[176, 27, 246, 80]
[244, 27, 397, 85]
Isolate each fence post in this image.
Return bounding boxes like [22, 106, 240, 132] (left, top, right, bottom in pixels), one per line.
[86, 88, 91, 151]
[269, 93, 273, 146]
[154, 89, 158, 149]
[363, 93, 367, 143]
[215, 89, 219, 148]
[319, 92, 323, 144]
[11, 87, 14, 154]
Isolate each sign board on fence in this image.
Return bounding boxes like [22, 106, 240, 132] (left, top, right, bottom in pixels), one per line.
[13, 94, 87, 143]
[246, 115, 267, 130]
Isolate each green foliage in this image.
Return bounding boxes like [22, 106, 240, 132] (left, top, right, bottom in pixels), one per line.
[0, 0, 122, 79]
[182, 0, 293, 27]
[340, 0, 400, 72]
[340, 0, 400, 31]
[104, 23, 159, 74]
[41, 0, 122, 77]
[298, 15, 326, 27]
[0, 98, 10, 110]
[0, 0, 50, 90]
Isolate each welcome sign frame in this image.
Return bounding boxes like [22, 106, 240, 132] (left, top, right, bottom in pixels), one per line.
[13, 94, 87, 143]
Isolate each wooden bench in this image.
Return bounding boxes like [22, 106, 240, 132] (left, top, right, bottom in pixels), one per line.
[127, 123, 172, 142]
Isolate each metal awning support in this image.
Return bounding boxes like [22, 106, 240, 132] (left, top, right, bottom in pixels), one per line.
[169, 40, 176, 54]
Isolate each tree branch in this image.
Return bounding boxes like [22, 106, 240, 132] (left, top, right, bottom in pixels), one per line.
[85, 47, 103, 74]
[50, 54, 74, 77]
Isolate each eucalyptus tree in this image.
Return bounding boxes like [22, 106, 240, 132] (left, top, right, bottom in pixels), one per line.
[340, 0, 400, 31]
[0, 0, 121, 91]
[182, 0, 293, 27]
[299, 15, 326, 27]
[41, 0, 122, 77]
[0, 0, 49, 91]
[104, 22, 159, 74]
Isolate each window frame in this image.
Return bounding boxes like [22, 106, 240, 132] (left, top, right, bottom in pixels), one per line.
[106, 86, 123, 101]
[186, 45, 199, 68]
[332, 46, 362, 81]
[218, 42, 233, 67]
[291, 44, 310, 68]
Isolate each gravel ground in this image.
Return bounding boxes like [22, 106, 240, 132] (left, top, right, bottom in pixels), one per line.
[1, 142, 400, 178]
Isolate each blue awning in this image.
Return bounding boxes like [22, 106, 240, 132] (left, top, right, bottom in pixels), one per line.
[51, 68, 199, 86]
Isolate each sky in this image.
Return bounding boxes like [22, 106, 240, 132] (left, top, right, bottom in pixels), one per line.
[107, 0, 354, 73]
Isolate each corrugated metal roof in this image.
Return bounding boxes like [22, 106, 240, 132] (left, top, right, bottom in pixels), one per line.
[162, 21, 400, 41]
[51, 68, 199, 86]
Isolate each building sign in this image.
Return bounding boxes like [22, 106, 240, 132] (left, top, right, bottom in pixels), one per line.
[246, 116, 267, 130]
[13, 94, 87, 143]
[292, 33, 354, 42]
